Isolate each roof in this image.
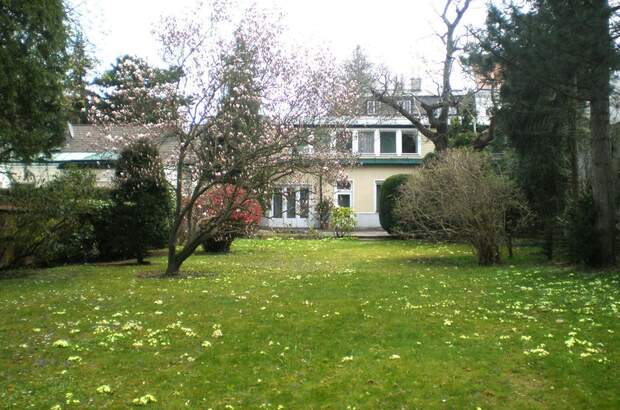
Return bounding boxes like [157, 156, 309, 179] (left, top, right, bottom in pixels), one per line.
[42, 124, 179, 162]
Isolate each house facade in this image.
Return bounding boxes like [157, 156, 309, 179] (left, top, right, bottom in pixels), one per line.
[262, 93, 442, 230]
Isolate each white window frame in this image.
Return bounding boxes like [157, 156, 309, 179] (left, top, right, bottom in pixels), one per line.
[270, 185, 312, 220]
[378, 129, 398, 155]
[366, 100, 376, 115]
[334, 179, 354, 209]
[374, 179, 385, 213]
[398, 100, 412, 113]
[401, 130, 420, 155]
[356, 130, 375, 155]
[354, 128, 423, 157]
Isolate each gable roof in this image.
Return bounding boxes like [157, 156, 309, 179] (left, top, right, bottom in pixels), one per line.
[60, 124, 178, 160]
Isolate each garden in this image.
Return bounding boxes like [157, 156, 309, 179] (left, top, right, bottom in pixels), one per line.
[1, 238, 619, 408]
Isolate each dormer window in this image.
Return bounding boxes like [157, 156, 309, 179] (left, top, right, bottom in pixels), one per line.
[366, 100, 377, 115]
[398, 100, 412, 113]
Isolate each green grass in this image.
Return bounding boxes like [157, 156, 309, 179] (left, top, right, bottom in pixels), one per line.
[1, 238, 619, 409]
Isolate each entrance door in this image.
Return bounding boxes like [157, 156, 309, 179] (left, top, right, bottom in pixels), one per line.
[268, 186, 311, 228]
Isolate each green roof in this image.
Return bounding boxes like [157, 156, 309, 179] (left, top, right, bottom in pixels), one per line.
[358, 158, 422, 166]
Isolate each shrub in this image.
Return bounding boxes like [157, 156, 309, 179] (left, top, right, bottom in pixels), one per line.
[379, 173, 411, 233]
[190, 184, 262, 253]
[331, 207, 356, 237]
[2, 169, 100, 269]
[110, 139, 172, 263]
[394, 149, 528, 265]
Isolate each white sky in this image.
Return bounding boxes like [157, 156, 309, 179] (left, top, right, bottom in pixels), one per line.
[68, 0, 489, 91]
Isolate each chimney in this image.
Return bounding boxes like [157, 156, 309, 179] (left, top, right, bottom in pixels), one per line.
[410, 77, 422, 92]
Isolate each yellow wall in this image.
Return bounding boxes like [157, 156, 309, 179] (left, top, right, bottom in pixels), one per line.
[326, 165, 418, 213]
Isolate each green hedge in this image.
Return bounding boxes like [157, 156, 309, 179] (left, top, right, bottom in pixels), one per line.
[379, 173, 411, 234]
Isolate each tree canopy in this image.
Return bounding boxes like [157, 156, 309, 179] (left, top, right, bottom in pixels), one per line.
[0, 0, 69, 162]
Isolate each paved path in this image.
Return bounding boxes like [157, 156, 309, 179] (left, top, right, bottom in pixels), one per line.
[257, 229, 393, 240]
[351, 230, 393, 239]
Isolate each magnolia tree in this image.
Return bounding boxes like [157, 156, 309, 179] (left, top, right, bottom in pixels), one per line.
[91, 2, 354, 275]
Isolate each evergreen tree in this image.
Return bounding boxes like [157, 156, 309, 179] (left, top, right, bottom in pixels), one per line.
[0, 0, 69, 162]
[112, 139, 172, 263]
[342, 45, 376, 113]
[468, 0, 619, 266]
[65, 30, 97, 124]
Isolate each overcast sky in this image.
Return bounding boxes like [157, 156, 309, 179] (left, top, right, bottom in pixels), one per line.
[68, 0, 489, 91]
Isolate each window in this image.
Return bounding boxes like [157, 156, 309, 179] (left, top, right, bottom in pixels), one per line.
[337, 194, 351, 208]
[366, 100, 376, 115]
[273, 191, 283, 217]
[335, 180, 352, 209]
[299, 188, 309, 218]
[375, 182, 383, 213]
[380, 131, 396, 154]
[402, 131, 418, 154]
[286, 187, 296, 218]
[358, 131, 374, 154]
[398, 100, 412, 113]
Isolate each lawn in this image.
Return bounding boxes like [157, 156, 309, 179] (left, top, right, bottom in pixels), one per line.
[1, 238, 619, 409]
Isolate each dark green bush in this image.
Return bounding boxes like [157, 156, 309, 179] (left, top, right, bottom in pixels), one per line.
[379, 173, 411, 233]
[109, 138, 172, 263]
[2, 169, 100, 269]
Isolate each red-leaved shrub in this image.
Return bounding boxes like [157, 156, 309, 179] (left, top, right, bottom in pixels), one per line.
[186, 184, 262, 252]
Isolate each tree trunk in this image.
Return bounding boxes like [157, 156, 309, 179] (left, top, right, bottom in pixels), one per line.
[477, 242, 500, 265]
[165, 241, 179, 276]
[589, 0, 616, 267]
[567, 98, 580, 198]
[590, 84, 616, 266]
[165, 257, 180, 276]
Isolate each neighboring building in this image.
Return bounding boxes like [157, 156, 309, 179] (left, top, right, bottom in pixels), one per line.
[0, 124, 175, 188]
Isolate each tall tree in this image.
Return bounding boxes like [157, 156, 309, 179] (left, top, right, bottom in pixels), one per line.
[65, 29, 96, 124]
[342, 45, 377, 113]
[465, 5, 573, 259]
[113, 139, 172, 264]
[470, 0, 619, 267]
[0, 0, 69, 162]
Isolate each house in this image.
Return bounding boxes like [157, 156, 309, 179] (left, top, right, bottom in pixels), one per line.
[0, 124, 175, 188]
[262, 77, 496, 230]
[263, 86, 452, 230]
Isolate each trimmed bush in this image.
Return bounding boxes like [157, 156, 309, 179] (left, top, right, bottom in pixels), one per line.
[379, 173, 411, 233]
[331, 207, 356, 237]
